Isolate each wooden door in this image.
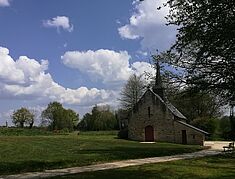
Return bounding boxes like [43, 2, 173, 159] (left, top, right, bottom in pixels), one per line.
[145, 125, 154, 142]
[182, 130, 187, 144]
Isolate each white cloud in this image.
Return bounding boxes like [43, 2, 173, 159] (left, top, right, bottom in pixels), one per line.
[0, 0, 10, 7]
[118, 0, 177, 50]
[132, 61, 155, 78]
[43, 16, 74, 32]
[62, 49, 133, 85]
[61, 49, 155, 88]
[0, 46, 115, 106]
[0, 47, 157, 125]
[0, 47, 25, 84]
[119, 25, 139, 40]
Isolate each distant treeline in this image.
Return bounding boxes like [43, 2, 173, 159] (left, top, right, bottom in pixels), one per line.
[9, 102, 119, 132]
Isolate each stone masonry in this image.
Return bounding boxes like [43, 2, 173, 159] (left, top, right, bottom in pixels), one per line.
[128, 89, 207, 145]
[127, 61, 208, 145]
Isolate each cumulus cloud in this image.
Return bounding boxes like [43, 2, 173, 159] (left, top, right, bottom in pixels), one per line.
[0, 0, 10, 7]
[0, 46, 115, 106]
[43, 16, 74, 32]
[62, 49, 155, 88]
[132, 61, 155, 78]
[0, 47, 25, 84]
[62, 49, 132, 85]
[118, 0, 177, 51]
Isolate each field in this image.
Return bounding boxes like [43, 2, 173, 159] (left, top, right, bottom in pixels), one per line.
[0, 128, 202, 175]
[52, 153, 235, 179]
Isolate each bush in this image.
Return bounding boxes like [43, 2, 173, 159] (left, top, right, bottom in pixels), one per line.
[118, 128, 128, 139]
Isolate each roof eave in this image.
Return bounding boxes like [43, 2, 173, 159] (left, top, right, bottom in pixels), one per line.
[176, 120, 209, 135]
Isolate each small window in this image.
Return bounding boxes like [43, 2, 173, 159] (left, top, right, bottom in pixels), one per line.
[192, 135, 195, 139]
[148, 107, 151, 117]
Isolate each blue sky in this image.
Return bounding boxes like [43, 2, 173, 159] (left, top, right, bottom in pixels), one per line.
[0, 0, 177, 125]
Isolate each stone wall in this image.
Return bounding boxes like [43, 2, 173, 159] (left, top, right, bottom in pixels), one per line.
[174, 121, 205, 145]
[128, 90, 176, 142]
[128, 89, 206, 145]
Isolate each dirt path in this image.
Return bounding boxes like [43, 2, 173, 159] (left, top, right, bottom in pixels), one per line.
[1, 142, 226, 179]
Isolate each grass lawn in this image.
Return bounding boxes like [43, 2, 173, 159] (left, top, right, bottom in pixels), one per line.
[52, 153, 235, 179]
[0, 129, 202, 175]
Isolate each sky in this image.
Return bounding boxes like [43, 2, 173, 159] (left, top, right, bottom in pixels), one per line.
[0, 0, 177, 125]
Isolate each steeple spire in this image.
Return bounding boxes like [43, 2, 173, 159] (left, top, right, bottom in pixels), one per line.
[152, 59, 164, 98]
[155, 60, 162, 88]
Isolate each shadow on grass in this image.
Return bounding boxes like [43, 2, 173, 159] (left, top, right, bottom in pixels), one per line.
[0, 146, 200, 175]
[70, 145, 201, 161]
[0, 160, 77, 175]
[0, 135, 202, 175]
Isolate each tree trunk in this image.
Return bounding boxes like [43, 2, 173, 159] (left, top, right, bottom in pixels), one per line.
[29, 121, 34, 129]
[20, 122, 24, 128]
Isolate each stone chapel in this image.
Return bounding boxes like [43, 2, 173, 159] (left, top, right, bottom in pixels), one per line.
[124, 62, 208, 145]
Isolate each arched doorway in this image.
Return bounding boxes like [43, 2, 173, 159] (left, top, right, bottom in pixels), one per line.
[145, 125, 154, 142]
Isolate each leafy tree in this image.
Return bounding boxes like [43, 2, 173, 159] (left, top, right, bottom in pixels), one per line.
[151, 55, 222, 124]
[218, 116, 231, 140]
[119, 74, 145, 110]
[78, 105, 118, 131]
[191, 117, 218, 135]
[171, 89, 222, 123]
[78, 113, 92, 131]
[11, 107, 34, 128]
[66, 109, 79, 130]
[165, 0, 235, 100]
[41, 102, 78, 131]
[157, 0, 235, 138]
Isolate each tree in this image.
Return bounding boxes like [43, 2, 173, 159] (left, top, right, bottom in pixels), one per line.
[78, 105, 118, 131]
[119, 74, 145, 110]
[219, 116, 231, 140]
[41, 102, 78, 131]
[66, 109, 79, 130]
[171, 89, 222, 123]
[191, 117, 218, 135]
[163, 0, 235, 138]
[165, 0, 235, 100]
[11, 107, 34, 128]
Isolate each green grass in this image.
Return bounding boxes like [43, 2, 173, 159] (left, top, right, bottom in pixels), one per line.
[52, 153, 235, 179]
[0, 127, 54, 136]
[0, 130, 202, 175]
